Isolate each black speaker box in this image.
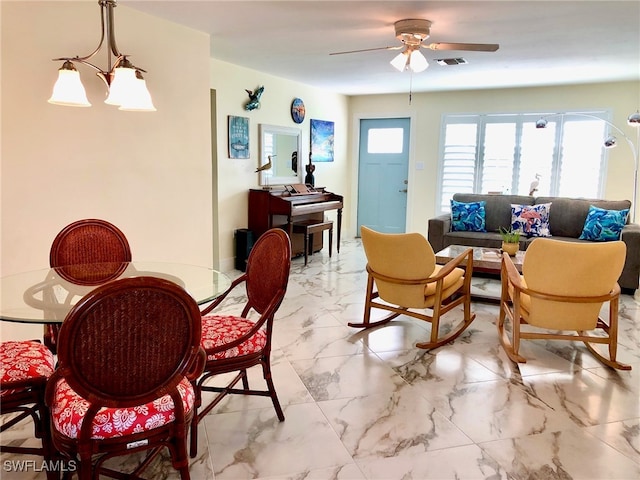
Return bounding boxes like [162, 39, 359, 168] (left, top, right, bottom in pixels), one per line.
[235, 229, 254, 272]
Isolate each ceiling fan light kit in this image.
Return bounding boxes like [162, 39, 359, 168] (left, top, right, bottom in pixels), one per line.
[390, 48, 429, 73]
[394, 19, 432, 44]
[330, 17, 499, 77]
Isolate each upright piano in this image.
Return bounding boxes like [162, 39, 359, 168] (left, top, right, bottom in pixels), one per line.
[248, 188, 344, 258]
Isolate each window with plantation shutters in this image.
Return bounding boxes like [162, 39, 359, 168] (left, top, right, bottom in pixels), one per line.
[436, 112, 608, 213]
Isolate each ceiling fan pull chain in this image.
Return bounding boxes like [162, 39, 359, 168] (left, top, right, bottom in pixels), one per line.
[408, 70, 413, 105]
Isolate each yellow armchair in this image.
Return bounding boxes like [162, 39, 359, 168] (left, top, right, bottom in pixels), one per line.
[350, 226, 475, 349]
[498, 238, 630, 370]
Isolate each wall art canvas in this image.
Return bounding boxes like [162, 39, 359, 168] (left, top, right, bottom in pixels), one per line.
[310, 119, 334, 162]
[228, 115, 249, 159]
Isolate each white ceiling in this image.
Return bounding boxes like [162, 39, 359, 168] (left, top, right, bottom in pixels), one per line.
[125, 0, 640, 96]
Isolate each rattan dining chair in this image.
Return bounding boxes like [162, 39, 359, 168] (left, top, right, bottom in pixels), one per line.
[189, 228, 291, 457]
[0, 340, 57, 480]
[45, 219, 132, 353]
[45, 276, 205, 480]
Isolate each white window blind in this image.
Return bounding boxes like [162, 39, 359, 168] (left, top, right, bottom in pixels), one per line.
[437, 112, 608, 213]
[439, 123, 477, 212]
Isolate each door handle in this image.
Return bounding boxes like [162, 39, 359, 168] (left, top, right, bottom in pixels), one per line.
[399, 189, 408, 193]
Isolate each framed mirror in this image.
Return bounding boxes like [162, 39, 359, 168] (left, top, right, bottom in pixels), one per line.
[258, 124, 302, 186]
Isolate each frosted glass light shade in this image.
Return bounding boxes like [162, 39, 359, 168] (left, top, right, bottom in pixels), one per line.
[390, 50, 428, 73]
[628, 111, 640, 126]
[390, 51, 409, 72]
[104, 65, 139, 106]
[409, 50, 428, 72]
[119, 76, 156, 111]
[48, 66, 91, 107]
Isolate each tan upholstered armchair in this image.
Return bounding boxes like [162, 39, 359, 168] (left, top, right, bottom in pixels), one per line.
[350, 226, 475, 349]
[498, 238, 630, 370]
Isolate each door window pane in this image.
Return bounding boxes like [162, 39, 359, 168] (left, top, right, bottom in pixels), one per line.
[368, 128, 404, 153]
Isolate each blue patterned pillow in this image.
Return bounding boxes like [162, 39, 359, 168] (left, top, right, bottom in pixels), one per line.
[578, 205, 629, 241]
[511, 203, 552, 237]
[451, 200, 486, 232]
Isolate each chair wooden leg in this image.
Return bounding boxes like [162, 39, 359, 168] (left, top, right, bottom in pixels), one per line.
[40, 403, 61, 480]
[171, 428, 192, 480]
[415, 305, 476, 349]
[303, 232, 310, 265]
[348, 274, 397, 328]
[581, 298, 631, 370]
[78, 453, 92, 480]
[497, 299, 527, 364]
[178, 464, 191, 480]
[416, 283, 476, 350]
[263, 360, 285, 421]
[43, 324, 59, 355]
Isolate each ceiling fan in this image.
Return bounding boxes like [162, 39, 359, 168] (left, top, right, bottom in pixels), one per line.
[330, 19, 499, 73]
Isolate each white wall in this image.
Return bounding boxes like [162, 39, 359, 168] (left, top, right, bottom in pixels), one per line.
[210, 59, 350, 271]
[1, 2, 212, 340]
[349, 81, 640, 235]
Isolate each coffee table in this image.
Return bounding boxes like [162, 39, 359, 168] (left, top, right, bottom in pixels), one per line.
[435, 245, 525, 301]
[435, 244, 524, 274]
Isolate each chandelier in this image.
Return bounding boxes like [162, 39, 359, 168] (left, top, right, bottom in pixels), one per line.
[48, 0, 155, 111]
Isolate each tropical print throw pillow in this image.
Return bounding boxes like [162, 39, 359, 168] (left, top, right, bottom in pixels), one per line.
[451, 200, 486, 232]
[579, 205, 629, 241]
[511, 203, 552, 237]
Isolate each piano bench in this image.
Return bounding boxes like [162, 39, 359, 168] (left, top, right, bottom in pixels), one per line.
[292, 219, 333, 266]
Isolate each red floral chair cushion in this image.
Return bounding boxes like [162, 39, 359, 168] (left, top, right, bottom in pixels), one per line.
[0, 340, 55, 397]
[50, 377, 194, 440]
[201, 315, 267, 360]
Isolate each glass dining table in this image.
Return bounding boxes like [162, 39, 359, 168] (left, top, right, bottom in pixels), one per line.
[0, 262, 231, 324]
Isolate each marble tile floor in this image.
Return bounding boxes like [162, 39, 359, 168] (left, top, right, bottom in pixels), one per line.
[2, 237, 639, 479]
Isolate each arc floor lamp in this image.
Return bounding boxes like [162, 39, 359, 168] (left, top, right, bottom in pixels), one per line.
[536, 111, 640, 222]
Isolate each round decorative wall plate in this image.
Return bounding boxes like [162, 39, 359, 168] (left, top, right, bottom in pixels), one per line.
[291, 98, 305, 124]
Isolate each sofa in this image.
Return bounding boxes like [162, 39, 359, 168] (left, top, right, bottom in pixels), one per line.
[427, 193, 640, 292]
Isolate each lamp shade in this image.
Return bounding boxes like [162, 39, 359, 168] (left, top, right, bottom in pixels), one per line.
[119, 74, 156, 112]
[535, 118, 548, 128]
[409, 50, 429, 73]
[104, 65, 139, 106]
[604, 135, 617, 148]
[628, 111, 640, 126]
[390, 51, 409, 72]
[48, 62, 91, 107]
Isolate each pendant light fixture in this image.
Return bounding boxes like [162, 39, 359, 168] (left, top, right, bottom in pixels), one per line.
[48, 0, 155, 111]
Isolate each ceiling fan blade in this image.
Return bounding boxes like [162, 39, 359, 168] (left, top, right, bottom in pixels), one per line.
[329, 45, 403, 55]
[424, 42, 499, 52]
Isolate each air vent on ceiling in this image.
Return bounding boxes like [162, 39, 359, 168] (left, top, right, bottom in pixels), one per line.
[435, 58, 468, 66]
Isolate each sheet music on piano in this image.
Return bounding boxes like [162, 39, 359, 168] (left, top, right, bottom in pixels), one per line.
[285, 184, 320, 195]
